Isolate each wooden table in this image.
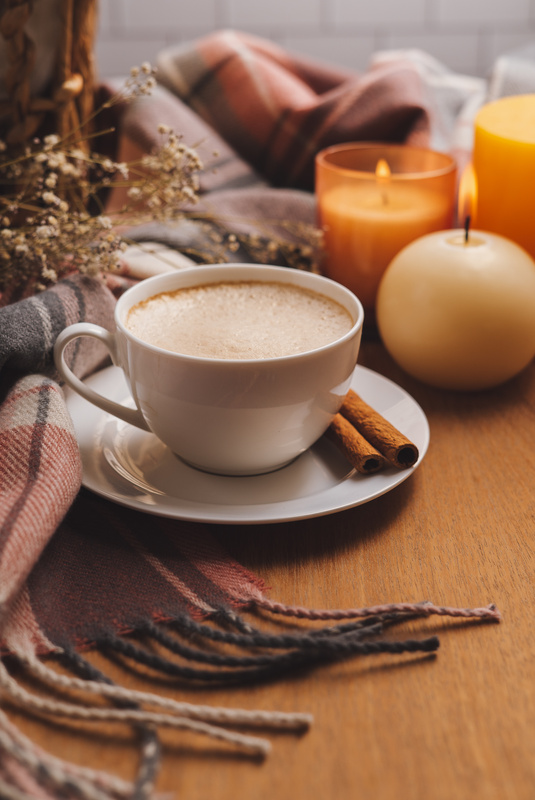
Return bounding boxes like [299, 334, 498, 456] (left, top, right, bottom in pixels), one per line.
[8, 339, 535, 800]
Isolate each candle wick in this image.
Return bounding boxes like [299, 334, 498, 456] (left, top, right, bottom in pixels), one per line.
[464, 215, 471, 244]
[382, 190, 388, 206]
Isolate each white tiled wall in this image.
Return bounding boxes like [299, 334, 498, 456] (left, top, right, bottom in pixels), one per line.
[96, 0, 535, 79]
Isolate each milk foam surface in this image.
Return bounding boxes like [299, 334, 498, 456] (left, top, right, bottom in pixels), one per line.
[125, 281, 353, 359]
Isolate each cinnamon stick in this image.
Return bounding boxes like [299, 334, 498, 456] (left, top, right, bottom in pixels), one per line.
[327, 413, 386, 474]
[339, 389, 419, 469]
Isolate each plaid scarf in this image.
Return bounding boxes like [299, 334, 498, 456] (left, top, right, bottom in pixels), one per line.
[0, 31, 513, 800]
[157, 30, 433, 191]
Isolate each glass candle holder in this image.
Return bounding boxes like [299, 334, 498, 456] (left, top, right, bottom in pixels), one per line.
[315, 143, 457, 312]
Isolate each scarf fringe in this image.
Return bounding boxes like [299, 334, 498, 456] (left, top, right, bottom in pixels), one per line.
[0, 776, 55, 800]
[0, 707, 130, 800]
[58, 651, 162, 800]
[0, 660, 274, 758]
[20, 650, 313, 732]
[252, 598, 502, 622]
[93, 607, 443, 691]
[0, 598, 500, 798]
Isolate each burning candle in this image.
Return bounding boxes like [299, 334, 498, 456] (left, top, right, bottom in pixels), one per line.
[473, 94, 535, 258]
[315, 144, 457, 311]
[376, 168, 535, 391]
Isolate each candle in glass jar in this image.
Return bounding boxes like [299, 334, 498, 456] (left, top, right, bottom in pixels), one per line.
[315, 144, 456, 311]
[319, 182, 452, 309]
[376, 229, 535, 391]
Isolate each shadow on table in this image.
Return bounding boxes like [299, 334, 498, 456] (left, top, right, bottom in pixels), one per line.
[211, 471, 417, 572]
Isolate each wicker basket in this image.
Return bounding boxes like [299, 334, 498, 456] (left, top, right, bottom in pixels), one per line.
[0, 0, 97, 146]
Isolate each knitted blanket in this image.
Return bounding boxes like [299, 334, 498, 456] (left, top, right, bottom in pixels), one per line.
[0, 30, 521, 800]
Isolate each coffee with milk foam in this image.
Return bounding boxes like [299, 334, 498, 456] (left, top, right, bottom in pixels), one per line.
[125, 280, 354, 359]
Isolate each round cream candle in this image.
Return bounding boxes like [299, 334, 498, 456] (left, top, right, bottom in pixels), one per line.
[315, 144, 457, 311]
[376, 229, 535, 391]
[473, 94, 535, 258]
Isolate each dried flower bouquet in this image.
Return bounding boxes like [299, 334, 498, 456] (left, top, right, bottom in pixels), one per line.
[0, 62, 322, 299]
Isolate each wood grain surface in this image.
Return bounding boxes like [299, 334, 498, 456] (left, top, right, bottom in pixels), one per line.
[6, 340, 535, 800]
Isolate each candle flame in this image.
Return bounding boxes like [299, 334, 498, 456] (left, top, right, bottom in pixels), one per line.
[376, 159, 390, 206]
[375, 159, 391, 182]
[458, 162, 478, 226]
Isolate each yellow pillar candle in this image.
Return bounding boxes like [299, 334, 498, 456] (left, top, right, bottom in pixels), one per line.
[315, 144, 456, 311]
[376, 229, 535, 391]
[473, 94, 535, 258]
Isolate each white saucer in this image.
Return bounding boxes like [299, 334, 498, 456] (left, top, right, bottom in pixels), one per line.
[65, 365, 429, 525]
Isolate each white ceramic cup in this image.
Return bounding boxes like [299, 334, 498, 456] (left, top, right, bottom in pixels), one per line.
[54, 263, 364, 475]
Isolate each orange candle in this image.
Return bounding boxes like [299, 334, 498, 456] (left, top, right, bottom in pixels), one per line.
[315, 144, 456, 311]
[473, 94, 535, 258]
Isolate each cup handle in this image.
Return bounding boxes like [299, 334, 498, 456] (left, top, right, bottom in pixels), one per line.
[54, 323, 150, 431]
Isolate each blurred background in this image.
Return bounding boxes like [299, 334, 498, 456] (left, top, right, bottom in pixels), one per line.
[96, 0, 535, 79]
